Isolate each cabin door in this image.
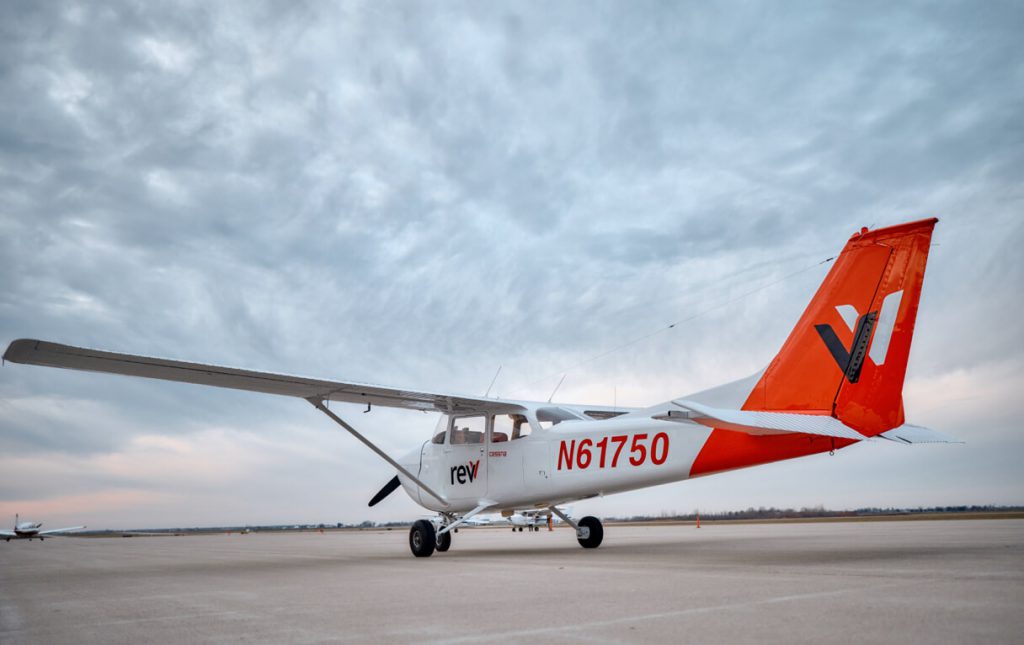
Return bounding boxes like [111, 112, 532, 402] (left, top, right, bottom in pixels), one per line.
[443, 414, 487, 502]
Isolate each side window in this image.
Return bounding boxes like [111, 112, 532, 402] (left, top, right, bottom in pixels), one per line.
[510, 414, 531, 440]
[431, 414, 449, 444]
[450, 415, 485, 445]
[491, 414, 513, 443]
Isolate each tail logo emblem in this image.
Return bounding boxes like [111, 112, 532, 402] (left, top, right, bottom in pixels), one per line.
[815, 290, 903, 383]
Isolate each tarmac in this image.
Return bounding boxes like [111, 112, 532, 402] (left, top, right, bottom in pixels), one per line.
[1, 519, 1021, 644]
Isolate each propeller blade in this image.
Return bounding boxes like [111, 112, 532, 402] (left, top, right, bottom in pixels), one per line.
[368, 475, 401, 507]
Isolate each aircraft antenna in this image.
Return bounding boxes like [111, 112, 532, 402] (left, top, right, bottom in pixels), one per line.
[484, 365, 502, 398]
[547, 373, 566, 403]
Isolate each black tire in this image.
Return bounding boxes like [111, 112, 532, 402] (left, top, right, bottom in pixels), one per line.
[409, 520, 436, 557]
[436, 530, 451, 552]
[576, 516, 603, 549]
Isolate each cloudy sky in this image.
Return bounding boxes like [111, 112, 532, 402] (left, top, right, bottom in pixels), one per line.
[1, 1, 1021, 529]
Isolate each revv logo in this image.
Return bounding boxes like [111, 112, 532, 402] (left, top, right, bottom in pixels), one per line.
[815, 290, 903, 384]
[450, 460, 480, 486]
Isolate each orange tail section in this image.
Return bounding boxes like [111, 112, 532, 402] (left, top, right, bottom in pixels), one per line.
[744, 218, 937, 435]
[690, 218, 937, 476]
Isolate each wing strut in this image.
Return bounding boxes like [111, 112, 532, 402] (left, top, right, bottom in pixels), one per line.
[307, 397, 449, 508]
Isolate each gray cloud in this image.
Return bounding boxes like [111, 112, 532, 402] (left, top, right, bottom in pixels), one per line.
[1, 1, 1022, 527]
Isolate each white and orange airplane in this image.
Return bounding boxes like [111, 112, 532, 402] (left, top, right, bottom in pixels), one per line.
[1, 514, 86, 542]
[3, 218, 955, 557]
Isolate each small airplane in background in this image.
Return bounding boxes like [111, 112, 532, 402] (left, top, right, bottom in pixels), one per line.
[505, 506, 573, 532]
[3, 219, 958, 557]
[1, 514, 85, 541]
[508, 510, 551, 532]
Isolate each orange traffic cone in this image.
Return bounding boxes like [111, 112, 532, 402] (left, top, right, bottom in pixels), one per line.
[696, 513, 701, 529]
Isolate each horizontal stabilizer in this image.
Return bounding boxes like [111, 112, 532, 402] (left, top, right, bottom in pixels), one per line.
[878, 425, 962, 444]
[654, 400, 866, 441]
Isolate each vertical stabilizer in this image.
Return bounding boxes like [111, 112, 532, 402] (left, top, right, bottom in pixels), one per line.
[742, 218, 937, 436]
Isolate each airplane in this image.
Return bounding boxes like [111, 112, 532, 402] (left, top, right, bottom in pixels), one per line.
[504, 506, 573, 531]
[507, 510, 551, 532]
[2, 218, 958, 557]
[450, 506, 568, 531]
[1, 514, 86, 541]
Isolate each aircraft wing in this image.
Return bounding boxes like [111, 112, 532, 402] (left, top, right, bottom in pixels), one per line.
[38, 526, 86, 536]
[653, 400, 867, 441]
[3, 339, 524, 415]
[0, 530, 14, 537]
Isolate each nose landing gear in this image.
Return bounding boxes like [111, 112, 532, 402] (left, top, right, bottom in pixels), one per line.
[436, 529, 451, 552]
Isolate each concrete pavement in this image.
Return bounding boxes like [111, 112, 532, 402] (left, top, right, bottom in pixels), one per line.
[1, 519, 1021, 643]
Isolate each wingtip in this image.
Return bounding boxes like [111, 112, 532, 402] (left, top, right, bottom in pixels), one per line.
[3, 339, 42, 364]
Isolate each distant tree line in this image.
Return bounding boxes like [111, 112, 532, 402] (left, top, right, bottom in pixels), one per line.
[75, 505, 1023, 535]
[612, 504, 1024, 522]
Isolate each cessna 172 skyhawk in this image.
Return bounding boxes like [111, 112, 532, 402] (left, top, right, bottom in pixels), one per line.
[3, 218, 956, 557]
[1, 514, 85, 541]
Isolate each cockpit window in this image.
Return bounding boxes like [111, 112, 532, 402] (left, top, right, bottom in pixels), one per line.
[450, 415, 485, 444]
[431, 414, 448, 444]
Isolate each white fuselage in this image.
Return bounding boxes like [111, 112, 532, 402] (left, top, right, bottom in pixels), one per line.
[14, 522, 43, 537]
[397, 412, 713, 514]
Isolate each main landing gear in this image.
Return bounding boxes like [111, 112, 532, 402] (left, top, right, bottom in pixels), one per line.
[547, 507, 603, 550]
[408, 511, 605, 557]
[409, 516, 455, 557]
[409, 519, 436, 557]
[575, 516, 603, 549]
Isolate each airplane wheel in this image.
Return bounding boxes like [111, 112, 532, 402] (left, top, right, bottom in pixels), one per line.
[409, 520, 436, 557]
[436, 530, 451, 553]
[576, 516, 603, 549]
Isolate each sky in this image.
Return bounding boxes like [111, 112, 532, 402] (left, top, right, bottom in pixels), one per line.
[1, 1, 1022, 530]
